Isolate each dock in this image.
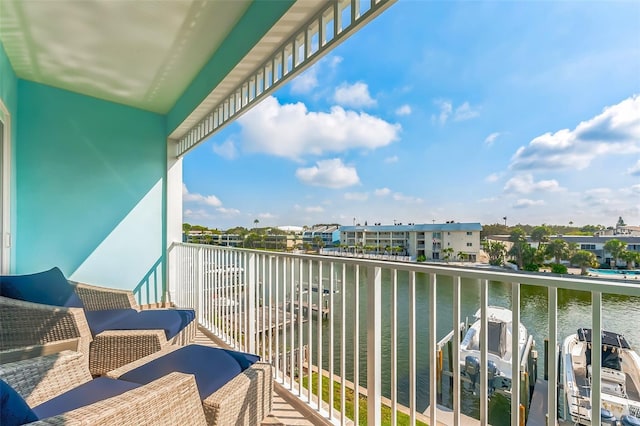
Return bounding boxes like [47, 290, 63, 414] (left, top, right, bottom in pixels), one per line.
[288, 301, 330, 319]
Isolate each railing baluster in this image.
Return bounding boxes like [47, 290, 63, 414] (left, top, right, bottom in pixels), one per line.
[298, 257, 304, 398]
[307, 259, 313, 404]
[511, 282, 521, 426]
[391, 269, 398, 425]
[429, 272, 437, 425]
[548, 286, 558, 426]
[453, 275, 461, 425]
[275, 257, 280, 380]
[366, 265, 381, 426]
[480, 279, 488, 425]
[592, 291, 602, 426]
[329, 262, 335, 420]
[317, 261, 323, 412]
[353, 265, 360, 423]
[289, 257, 295, 391]
[409, 270, 416, 425]
[340, 261, 347, 425]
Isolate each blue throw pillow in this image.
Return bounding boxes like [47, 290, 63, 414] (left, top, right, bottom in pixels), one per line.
[0, 379, 38, 426]
[0, 267, 83, 308]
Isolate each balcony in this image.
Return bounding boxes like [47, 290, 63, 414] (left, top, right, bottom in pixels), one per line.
[156, 243, 640, 426]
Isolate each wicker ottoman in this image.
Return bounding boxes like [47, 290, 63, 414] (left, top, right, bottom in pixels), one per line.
[106, 344, 273, 426]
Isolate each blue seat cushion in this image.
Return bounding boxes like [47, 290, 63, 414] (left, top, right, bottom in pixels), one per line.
[0, 267, 83, 308]
[32, 377, 139, 420]
[1, 379, 38, 426]
[84, 308, 195, 339]
[118, 344, 259, 399]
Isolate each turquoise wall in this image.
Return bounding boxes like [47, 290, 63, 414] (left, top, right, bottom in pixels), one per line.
[16, 81, 166, 291]
[167, 0, 294, 134]
[0, 42, 18, 271]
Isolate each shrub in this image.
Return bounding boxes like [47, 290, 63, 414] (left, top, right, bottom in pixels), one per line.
[551, 263, 568, 274]
[417, 255, 427, 262]
[523, 264, 539, 272]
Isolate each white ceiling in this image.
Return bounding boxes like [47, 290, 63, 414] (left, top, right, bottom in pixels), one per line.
[0, 0, 252, 113]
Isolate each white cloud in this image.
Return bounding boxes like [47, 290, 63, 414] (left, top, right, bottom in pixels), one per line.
[434, 100, 452, 124]
[305, 206, 325, 213]
[295, 158, 360, 188]
[513, 199, 545, 208]
[454, 102, 480, 121]
[484, 132, 501, 146]
[384, 155, 399, 163]
[392, 192, 424, 203]
[290, 67, 318, 95]
[237, 96, 400, 160]
[257, 212, 276, 219]
[216, 207, 241, 216]
[182, 184, 222, 207]
[212, 139, 237, 160]
[485, 173, 501, 183]
[374, 187, 391, 196]
[510, 95, 640, 170]
[503, 174, 564, 194]
[630, 184, 640, 194]
[395, 104, 412, 116]
[334, 82, 377, 108]
[344, 192, 369, 201]
[628, 159, 640, 176]
[433, 99, 479, 124]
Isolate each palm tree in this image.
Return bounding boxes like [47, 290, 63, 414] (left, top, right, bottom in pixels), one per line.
[253, 219, 259, 229]
[546, 239, 569, 264]
[481, 240, 506, 266]
[604, 239, 627, 269]
[571, 250, 598, 275]
[442, 247, 454, 261]
[621, 250, 639, 269]
[508, 228, 527, 269]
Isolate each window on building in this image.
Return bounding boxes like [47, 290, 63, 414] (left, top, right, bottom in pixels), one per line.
[466, 232, 473, 236]
[581, 244, 596, 250]
[466, 242, 473, 247]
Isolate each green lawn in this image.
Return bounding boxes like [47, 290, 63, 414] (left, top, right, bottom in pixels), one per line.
[300, 372, 429, 426]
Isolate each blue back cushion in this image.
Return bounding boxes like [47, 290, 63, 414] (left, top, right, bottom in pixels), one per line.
[0, 379, 38, 426]
[118, 344, 259, 399]
[32, 377, 139, 420]
[84, 309, 195, 339]
[0, 267, 83, 308]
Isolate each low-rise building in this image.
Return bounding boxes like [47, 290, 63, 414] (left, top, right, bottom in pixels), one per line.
[302, 225, 340, 248]
[339, 222, 482, 261]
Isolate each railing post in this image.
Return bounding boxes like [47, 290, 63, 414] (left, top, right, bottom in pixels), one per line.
[196, 246, 203, 322]
[367, 265, 382, 426]
[247, 252, 256, 354]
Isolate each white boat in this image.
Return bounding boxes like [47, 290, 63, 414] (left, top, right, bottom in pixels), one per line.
[560, 328, 640, 425]
[457, 306, 537, 397]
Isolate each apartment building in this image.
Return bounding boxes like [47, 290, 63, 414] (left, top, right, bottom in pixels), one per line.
[339, 222, 482, 261]
[302, 225, 341, 248]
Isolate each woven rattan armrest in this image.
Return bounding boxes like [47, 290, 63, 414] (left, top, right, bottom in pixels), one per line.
[28, 372, 206, 426]
[0, 338, 80, 364]
[0, 350, 92, 407]
[70, 281, 138, 311]
[0, 296, 92, 362]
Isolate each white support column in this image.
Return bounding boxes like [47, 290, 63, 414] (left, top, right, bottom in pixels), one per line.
[196, 246, 203, 322]
[453, 276, 461, 425]
[367, 266, 382, 426]
[165, 140, 183, 302]
[428, 272, 437, 426]
[480, 279, 488, 425]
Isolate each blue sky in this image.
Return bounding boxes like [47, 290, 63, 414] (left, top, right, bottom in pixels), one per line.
[183, 0, 640, 230]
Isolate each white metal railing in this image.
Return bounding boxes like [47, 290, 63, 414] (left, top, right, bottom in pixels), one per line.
[167, 242, 640, 426]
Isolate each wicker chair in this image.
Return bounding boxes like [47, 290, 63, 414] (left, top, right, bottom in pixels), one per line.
[1, 268, 196, 376]
[106, 344, 273, 426]
[0, 350, 207, 425]
[72, 281, 196, 375]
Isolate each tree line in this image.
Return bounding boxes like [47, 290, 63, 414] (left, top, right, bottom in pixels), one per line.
[482, 225, 639, 275]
